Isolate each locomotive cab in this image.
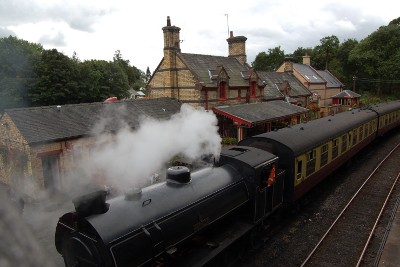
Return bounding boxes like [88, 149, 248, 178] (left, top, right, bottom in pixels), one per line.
[219, 146, 285, 223]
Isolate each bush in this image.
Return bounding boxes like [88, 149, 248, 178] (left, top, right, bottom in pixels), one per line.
[222, 137, 238, 146]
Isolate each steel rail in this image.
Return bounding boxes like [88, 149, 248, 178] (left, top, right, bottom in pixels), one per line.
[300, 142, 400, 267]
[356, 171, 400, 266]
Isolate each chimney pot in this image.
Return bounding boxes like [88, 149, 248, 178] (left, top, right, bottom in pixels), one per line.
[167, 16, 171, 26]
[230, 31, 233, 38]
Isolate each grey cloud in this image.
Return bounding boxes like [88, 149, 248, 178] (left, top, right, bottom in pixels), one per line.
[0, 0, 113, 33]
[0, 27, 16, 38]
[322, 2, 387, 40]
[0, 1, 43, 25]
[38, 31, 66, 47]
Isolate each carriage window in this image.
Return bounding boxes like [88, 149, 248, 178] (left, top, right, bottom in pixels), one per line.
[352, 130, 357, 146]
[332, 139, 339, 159]
[297, 160, 303, 179]
[321, 144, 328, 153]
[358, 127, 363, 141]
[308, 150, 315, 161]
[320, 144, 328, 166]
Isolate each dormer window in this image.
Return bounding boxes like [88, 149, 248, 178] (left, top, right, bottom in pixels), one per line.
[219, 81, 227, 99]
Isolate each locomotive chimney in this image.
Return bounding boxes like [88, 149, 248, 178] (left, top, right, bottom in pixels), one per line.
[166, 166, 191, 184]
[72, 190, 109, 217]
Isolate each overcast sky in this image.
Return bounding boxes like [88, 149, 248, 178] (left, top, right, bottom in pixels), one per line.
[0, 0, 397, 72]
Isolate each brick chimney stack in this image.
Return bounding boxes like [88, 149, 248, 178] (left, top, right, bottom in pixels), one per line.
[303, 53, 311, 65]
[283, 57, 294, 72]
[227, 31, 247, 65]
[162, 16, 181, 53]
[162, 16, 181, 98]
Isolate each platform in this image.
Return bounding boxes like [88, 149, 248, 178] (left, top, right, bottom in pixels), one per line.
[378, 197, 400, 266]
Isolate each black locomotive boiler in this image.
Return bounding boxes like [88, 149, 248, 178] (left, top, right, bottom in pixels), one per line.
[55, 100, 400, 267]
[56, 146, 284, 267]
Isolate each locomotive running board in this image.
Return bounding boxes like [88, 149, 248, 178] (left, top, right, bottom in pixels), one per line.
[176, 220, 254, 266]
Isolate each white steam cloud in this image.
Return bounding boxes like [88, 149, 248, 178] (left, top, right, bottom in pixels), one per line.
[72, 104, 221, 191]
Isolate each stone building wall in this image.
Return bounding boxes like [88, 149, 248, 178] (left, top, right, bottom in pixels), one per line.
[0, 112, 100, 199]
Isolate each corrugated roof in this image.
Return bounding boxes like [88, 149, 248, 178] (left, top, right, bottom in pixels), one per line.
[3, 98, 182, 144]
[212, 100, 307, 126]
[179, 53, 250, 87]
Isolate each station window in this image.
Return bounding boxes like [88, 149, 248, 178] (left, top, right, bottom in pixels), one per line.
[219, 81, 227, 99]
[250, 81, 257, 97]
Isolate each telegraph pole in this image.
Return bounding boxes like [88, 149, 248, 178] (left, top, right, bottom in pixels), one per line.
[353, 76, 357, 93]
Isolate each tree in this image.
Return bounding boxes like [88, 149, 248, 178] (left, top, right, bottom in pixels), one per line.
[29, 49, 80, 106]
[0, 36, 42, 112]
[145, 67, 151, 83]
[79, 60, 130, 102]
[113, 50, 145, 90]
[349, 19, 400, 95]
[252, 46, 285, 71]
[313, 35, 340, 70]
[335, 39, 359, 88]
[290, 47, 313, 63]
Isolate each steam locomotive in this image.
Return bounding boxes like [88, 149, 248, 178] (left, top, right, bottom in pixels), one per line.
[55, 100, 400, 267]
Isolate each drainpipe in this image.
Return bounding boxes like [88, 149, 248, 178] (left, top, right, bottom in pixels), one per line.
[205, 87, 209, 110]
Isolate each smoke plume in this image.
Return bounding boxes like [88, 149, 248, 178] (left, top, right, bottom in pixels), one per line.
[70, 104, 221, 192]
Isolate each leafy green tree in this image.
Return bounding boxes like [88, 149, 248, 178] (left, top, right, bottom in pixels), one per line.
[0, 36, 42, 112]
[252, 46, 285, 71]
[313, 35, 340, 70]
[349, 19, 400, 95]
[290, 47, 313, 63]
[145, 67, 151, 83]
[334, 39, 359, 88]
[29, 49, 80, 106]
[113, 50, 145, 90]
[79, 60, 130, 102]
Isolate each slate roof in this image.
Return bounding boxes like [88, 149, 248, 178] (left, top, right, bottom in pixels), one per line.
[257, 71, 311, 100]
[293, 63, 326, 84]
[212, 100, 307, 127]
[179, 53, 251, 87]
[331, 90, 361, 98]
[317, 70, 344, 88]
[3, 98, 182, 144]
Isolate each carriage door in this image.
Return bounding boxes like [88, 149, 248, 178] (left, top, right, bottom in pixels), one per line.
[40, 150, 61, 193]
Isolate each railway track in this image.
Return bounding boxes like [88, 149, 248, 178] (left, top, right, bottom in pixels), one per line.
[300, 143, 400, 267]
